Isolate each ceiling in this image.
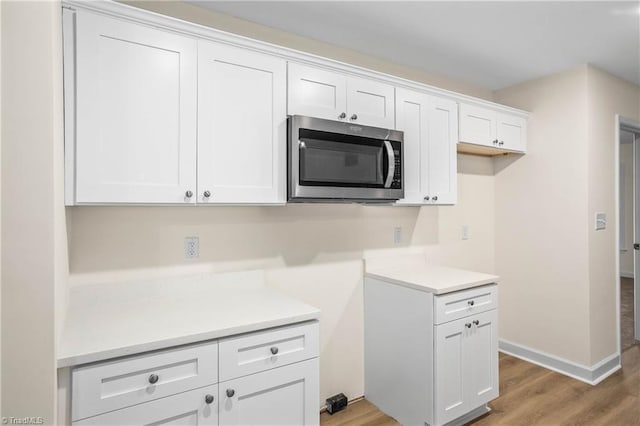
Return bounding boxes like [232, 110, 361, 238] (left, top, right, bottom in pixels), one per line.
[189, 1, 640, 91]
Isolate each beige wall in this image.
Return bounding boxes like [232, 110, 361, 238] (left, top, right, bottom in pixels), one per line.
[0, 0, 3, 416]
[495, 65, 640, 367]
[494, 66, 592, 365]
[121, 0, 494, 101]
[586, 66, 640, 363]
[1, 1, 66, 422]
[68, 153, 496, 401]
[62, 1, 498, 403]
[620, 140, 634, 276]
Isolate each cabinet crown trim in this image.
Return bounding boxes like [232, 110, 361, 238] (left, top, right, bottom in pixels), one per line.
[63, 0, 528, 118]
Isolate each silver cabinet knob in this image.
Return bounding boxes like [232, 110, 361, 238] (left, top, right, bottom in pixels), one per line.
[338, 112, 346, 119]
[226, 389, 235, 398]
[493, 139, 499, 145]
[432, 196, 438, 201]
[205, 394, 214, 404]
[465, 323, 472, 329]
[270, 347, 279, 355]
[468, 300, 475, 306]
[350, 114, 358, 120]
[473, 320, 480, 326]
[203, 190, 211, 198]
[148, 374, 159, 384]
[424, 196, 430, 201]
[185, 190, 193, 198]
[499, 141, 504, 146]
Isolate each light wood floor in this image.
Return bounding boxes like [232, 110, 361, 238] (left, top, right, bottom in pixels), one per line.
[321, 345, 640, 425]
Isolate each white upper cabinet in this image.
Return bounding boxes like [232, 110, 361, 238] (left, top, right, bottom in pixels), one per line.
[346, 76, 395, 128]
[72, 11, 197, 204]
[427, 97, 458, 204]
[459, 103, 526, 155]
[197, 41, 286, 204]
[288, 63, 395, 128]
[395, 89, 428, 204]
[395, 89, 457, 205]
[287, 64, 347, 121]
[496, 112, 527, 152]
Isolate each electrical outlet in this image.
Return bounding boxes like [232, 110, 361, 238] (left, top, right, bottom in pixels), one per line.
[461, 225, 470, 240]
[595, 213, 606, 230]
[184, 237, 199, 259]
[394, 227, 402, 245]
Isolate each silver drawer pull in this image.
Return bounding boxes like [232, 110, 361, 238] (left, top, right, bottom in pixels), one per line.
[270, 346, 279, 355]
[205, 394, 214, 404]
[465, 323, 472, 329]
[468, 300, 475, 306]
[226, 389, 235, 398]
[473, 320, 480, 326]
[148, 374, 159, 384]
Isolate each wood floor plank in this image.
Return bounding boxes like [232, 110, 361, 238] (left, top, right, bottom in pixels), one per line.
[323, 344, 640, 426]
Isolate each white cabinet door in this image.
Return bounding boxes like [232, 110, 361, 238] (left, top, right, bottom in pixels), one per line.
[346, 77, 395, 128]
[459, 103, 496, 147]
[198, 41, 286, 204]
[427, 97, 458, 205]
[74, 11, 197, 204]
[435, 310, 498, 426]
[434, 318, 469, 425]
[395, 88, 429, 204]
[288, 63, 347, 121]
[497, 112, 527, 152]
[73, 384, 218, 425]
[466, 310, 499, 408]
[219, 358, 319, 426]
[288, 63, 394, 128]
[395, 91, 457, 205]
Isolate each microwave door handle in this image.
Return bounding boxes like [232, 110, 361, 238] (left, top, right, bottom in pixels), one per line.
[383, 140, 395, 188]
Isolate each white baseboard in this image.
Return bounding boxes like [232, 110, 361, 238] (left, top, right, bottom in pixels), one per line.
[499, 339, 620, 385]
[620, 271, 634, 278]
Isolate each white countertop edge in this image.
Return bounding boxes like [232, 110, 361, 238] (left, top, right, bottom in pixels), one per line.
[57, 312, 320, 369]
[364, 272, 498, 295]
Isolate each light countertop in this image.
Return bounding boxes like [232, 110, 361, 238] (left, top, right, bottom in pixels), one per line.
[58, 270, 320, 368]
[365, 254, 499, 294]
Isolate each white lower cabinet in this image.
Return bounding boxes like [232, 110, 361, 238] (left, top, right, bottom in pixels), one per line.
[74, 384, 219, 426]
[71, 321, 319, 425]
[364, 277, 498, 426]
[219, 358, 319, 426]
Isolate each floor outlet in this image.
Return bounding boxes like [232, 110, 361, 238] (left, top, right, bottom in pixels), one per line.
[394, 227, 402, 245]
[185, 237, 199, 259]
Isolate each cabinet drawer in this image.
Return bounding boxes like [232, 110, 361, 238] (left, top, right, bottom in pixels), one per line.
[434, 284, 497, 324]
[72, 341, 218, 421]
[219, 321, 319, 381]
[73, 384, 218, 425]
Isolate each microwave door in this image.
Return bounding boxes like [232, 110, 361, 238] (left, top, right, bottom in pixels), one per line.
[383, 140, 395, 189]
[298, 139, 385, 187]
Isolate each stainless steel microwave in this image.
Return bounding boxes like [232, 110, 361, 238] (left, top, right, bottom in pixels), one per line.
[288, 115, 404, 203]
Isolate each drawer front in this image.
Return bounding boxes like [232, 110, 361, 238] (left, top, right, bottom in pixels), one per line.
[219, 321, 319, 382]
[72, 341, 218, 421]
[434, 284, 497, 324]
[73, 384, 218, 426]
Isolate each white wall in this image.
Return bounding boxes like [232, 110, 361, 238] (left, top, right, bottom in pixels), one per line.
[61, 1, 498, 404]
[494, 66, 592, 365]
[120, 0, 494, 101]
[585, 66, 640, 363]
[1, 1, 66, 422]
[619, 136, 634, 277]
[494, 65, 640, 367]
[68, 153, 496, 402]
[0, 0, 3, 416]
